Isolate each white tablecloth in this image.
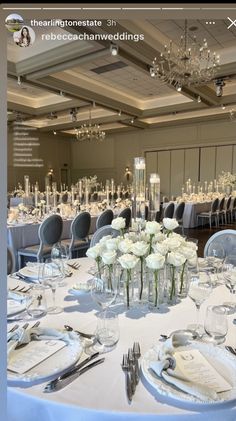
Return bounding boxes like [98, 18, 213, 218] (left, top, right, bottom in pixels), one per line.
[7, 258, 236, 421]
[163, 202, 212, 228]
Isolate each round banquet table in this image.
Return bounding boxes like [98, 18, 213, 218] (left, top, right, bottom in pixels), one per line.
[7, 257, 236, 421]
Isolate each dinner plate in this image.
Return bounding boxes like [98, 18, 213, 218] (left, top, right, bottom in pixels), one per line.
[7, 299, 27, 316]
[18, 265, 41, 281]
[7, 338, 82, 384]
[68, 282, 92, 296]
[141, 341, 236, 406]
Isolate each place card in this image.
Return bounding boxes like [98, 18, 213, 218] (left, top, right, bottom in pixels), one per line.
[8, 340, 66, 374]
[174, 349, 232, 393]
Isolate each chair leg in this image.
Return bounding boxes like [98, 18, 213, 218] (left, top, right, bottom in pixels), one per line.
[18, 253, 22, 270]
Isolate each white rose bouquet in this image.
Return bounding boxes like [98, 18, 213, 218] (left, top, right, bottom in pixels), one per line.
[146, 253, 165, 306]
[111, 217, 126, 237]
[145, 221, 161, 254]
[86, 244, 103, 277]
[118, 254, 139, 308]
[101, 250, 117, 289]
[162, 218, 179, 236]
[131, 241, 149, 300]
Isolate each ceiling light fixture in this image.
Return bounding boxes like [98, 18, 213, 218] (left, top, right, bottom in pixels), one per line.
[110, 44, 119, 56]
[214, 78, 225, 97]
[53, 130, 57, 135]
[17, 76, 22, 86]
[197, 95, 201, 103]
[221, 104, 226, 110]
[70, 108, 77, 122]
[59, 90, 65, 97]
[229, 109, 236, 122]
[150, 19, 220, 92]
[47, 112, 58, 120]
[75, 106, 105, 142]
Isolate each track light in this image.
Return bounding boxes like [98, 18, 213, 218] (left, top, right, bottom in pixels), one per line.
[59, 90, 65, 97]
[17, 76, 22, 86]
[110, 44, 119, 56]
[130, 118, 134, 124]
[221, 104, 226, 110]
[118, 110, 121, 116]
[176, 82, 182, 92]
[70, 108, 77, 122]
[53, 130, 57, 135]
[197, 95, 201, 103]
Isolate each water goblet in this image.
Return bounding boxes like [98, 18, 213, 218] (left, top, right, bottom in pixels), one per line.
[39, 259, 64, 314]
[204, 305, 228, 344]
[206, 242, 225, 285]
[187, 271, 212, 335]
[221, 255, 236, 315]
[51, 242, 68, 285]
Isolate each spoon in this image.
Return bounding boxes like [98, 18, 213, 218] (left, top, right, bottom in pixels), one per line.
[64, 324, 95, 340]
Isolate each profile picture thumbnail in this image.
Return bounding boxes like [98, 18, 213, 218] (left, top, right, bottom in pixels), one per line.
[5, 13, 24, 32]
[13, 26, 35, 48]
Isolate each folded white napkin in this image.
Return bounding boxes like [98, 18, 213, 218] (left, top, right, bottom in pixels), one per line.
[8, 291, 27, 302]
[7, 327, 78, 360]
[149, 333, 218, 401]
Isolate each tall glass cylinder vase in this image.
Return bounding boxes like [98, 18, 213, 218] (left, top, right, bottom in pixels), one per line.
[133, 157, 146, 221]
[149, 173, 160, 221]
[24, 175, 30, 198]
[164, 264, 179, 306]
[148, 268, 165, 310]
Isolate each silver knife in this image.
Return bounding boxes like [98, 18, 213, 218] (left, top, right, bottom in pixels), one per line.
[126, 371, 133, 403]
[44, 357, 105, 392]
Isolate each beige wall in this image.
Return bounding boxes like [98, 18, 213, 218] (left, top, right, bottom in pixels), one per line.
[70, 117, 236, 187]
[8, 129, 72, 191]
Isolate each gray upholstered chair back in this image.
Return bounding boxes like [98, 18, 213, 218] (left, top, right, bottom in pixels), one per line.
[226, 196, 232, 210]
[204, 229, 236, 257]
[96, 209, 114, 229]
[164, 202, 175, 219]
[38, 214, 63, 246]
[174, 202, 185, 221]
[219, 197, 225, 211]
[61, 193, 68, 204]
[90, 225, 119, 247]
[7, 247, 15, 275]
[233, 197, 236, 209]
[71, 212, 91, 240]
[163, 196, 169, 203]
[118, 207, 131, 229]
[211, 198, 219, 213]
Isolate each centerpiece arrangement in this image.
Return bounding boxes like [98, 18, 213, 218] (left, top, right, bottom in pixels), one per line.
[86, 217, 197, 310]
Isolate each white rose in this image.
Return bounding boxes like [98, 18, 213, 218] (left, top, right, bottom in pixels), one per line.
[111, 217, 126, 231]
[170, 232, 185, 243]
[153, 243, 169, 256]
[124, 232, 138, 242]
[179, 245, 196, 260]
[185, 241, 198, 251]
[105, 238, 120, 251]
[118, 239, 133, 254]
[86, 244, 103, 259]
[101, 250, 117, 265]
[99, 235, 112, 246]
[145, 221, 161, 235]
[163, 237, 182, 252]
[118, 254, 139, 270]
[153, 232, 165, 243]
[131, 241, 149, 257]
[163, 218, 179, 231]
[145, 253, 165, 270]
[167, 252, 186, 267]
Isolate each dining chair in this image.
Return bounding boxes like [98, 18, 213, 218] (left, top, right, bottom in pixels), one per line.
[155, 204, 163, 223]
[61, 193, 68, 204]
[196, 198, 219, 229]
[163, 202, 175, 219]
[96, 209, 114, 230]
[204, 229, 236, 257]
[225, 196, 232, 224]
[17, 214, 63, 269]
[174, 202, 185, 235]
[231, 197, 236, 222]
[162, 196, 169, 203]
[218, 197, 226, 225]
[90, 225, 119, 247]
[7, 247, 15, 275]
[61, 212, 91, 258]
[118, 207, 132, 229]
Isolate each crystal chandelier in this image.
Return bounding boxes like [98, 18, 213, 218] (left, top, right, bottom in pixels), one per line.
[150, 20, 220, 91]
[75, 107, 105, 142]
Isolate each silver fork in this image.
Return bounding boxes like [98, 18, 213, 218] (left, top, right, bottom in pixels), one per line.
[128, 348, 137, 392]
[225, 346, 236, 356]
[122, 354, 133, 403]
[133, 342, 141, 385]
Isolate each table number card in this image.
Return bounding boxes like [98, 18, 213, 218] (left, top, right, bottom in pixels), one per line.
[8, 340, 66, 374]
[174, 349, 232, 393]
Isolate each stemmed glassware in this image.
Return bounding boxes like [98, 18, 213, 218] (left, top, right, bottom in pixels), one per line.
[187, 271, 212, 335]
[51, 242, 69, 285]
[38, 259, 64, 314]
[206, 242, 225, 285]
[204, 305, 228, 344]
[221, 255, 236, 314]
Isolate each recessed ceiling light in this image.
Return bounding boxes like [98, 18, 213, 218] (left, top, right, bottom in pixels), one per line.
[110, 44, 119, 56]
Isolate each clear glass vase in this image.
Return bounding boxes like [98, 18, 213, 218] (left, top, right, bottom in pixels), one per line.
[134, 258, 148, 306]
[165, 264, 179, 306]
[148, 268, 165, 310]
[177, 261, 189, 298]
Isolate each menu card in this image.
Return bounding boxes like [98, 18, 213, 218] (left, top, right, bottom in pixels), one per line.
[8, 340, 66, 374]
[174, 349, 232, 393]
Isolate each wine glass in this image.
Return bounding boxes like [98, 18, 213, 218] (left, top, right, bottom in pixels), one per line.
[39, 259, 64, 314]
[222, 255, 236, 315]
[206, 242, 226, 285]
[187, 271, 212, 335]
[204, 305, 228, 344]
[51, 242, 69, 285]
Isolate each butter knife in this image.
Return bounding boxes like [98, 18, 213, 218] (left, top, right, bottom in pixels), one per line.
[44, 356, 104, 392]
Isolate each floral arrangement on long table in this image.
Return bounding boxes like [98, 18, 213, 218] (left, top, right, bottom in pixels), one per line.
[86, 217, 197, 310]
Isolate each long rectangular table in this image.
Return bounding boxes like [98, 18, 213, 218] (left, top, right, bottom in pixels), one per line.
[163, 202, 212, 229]
[7, 257, 236, 421]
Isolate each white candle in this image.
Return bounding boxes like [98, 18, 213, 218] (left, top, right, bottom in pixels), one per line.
[204, 181, 208, 192]
[111, 179, 114, 199]
[193, 185, 195, 194]
[35, 186, 38, 207]
[79, 180, 82, 200]
[117, 185, 121, 199]
[71, 186, 75, 204]
[24, 176, 29, 198]
[46, 186, 50, 207]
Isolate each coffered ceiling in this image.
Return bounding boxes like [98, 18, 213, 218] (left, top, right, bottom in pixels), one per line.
[7, 18, 236, 137]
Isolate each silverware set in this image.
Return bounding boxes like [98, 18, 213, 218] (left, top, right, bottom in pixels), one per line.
[44, 352, 105, 392]
[64, 324, 95, 340]
[122, 342, 141, 403]
[225, 346, 236, 356]
[9, 285, 33, 293]
[67, 262, 81, 270]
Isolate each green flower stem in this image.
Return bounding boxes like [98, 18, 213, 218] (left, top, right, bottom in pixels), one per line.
[179, 260, 187, 294]
[126, 269, 131, 308]
[96, 257, 102, 278]
[108, 264, 113, 290]
[139, 257, 144, 301]
[120, 228, 125, 238]
[170, 265, 176, 301]
[154, 269, 159, 307]
[149, 234, 154, 255]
